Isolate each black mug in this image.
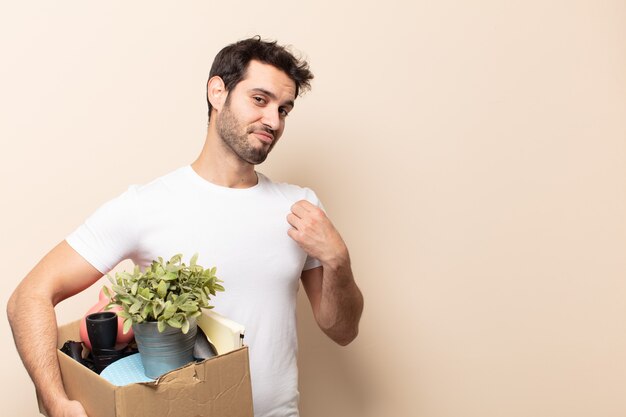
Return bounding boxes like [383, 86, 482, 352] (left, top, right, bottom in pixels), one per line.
[86, 312, 118, 352]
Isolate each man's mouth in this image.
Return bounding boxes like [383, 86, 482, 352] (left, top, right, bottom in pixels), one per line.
[252, 131, 274, 145]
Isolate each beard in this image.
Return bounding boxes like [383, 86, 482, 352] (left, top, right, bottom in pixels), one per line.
[216, 101, 276, 165]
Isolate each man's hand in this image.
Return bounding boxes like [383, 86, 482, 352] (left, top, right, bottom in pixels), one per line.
[286, 200, 348, 270]
[287, 199, 364, 345]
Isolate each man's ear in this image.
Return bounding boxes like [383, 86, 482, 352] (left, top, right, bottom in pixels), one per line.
[207, 76, 227, 113]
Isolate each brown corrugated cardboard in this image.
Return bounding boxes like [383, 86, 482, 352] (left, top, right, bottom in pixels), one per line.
[39, 312, 253, 417]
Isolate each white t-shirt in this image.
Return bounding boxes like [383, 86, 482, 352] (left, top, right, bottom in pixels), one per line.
[66, 166, 321, 417]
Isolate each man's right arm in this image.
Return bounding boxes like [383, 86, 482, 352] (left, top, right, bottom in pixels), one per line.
[7, 241, 105, 417]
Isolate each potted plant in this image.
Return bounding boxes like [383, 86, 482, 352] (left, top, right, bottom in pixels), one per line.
[103, 253, 224, 378]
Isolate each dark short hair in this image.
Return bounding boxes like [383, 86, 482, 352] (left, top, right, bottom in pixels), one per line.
[207, 36, 314, 119]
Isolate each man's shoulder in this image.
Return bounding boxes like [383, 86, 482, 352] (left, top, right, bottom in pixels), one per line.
[132, 166, 192, 194]
[258, 172, 320, 205]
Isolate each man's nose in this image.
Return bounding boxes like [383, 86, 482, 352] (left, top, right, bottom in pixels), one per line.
[261, 107, 281, 131]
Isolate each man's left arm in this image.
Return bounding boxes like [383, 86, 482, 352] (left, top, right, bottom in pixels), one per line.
[287, 200, 364, 346]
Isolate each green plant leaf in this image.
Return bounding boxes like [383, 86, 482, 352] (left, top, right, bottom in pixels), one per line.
[200, 290, 209, 306]
[129, 300, 142, 314]
[118, 296, 133, 305]
[153, 300, 164, 318]
[157, 280, 168, 298]
[139, 287, 152, 300]
[102, 286, 112, 299]
[112, 284, 127, 295]
[179, 302, 198, 312]
[167, 317, 182, 329]
[163, 302, 177, 319]
[157, 318, 166, 333]
[117, 310, 131, 319]
[104, 302, 117, 311]
[141, 303, 153, 319]
[123, 318, 133, 334]
[181, 317, 190, 334]
[162, 271, 177, 281]
[176, 293, 190, 305]
[119, 272, 133, 281]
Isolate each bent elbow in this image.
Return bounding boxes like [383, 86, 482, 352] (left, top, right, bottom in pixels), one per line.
[331, 326, 359, 347]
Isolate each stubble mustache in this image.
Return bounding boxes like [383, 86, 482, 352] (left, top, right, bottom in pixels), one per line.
[246, 124, 275, 138]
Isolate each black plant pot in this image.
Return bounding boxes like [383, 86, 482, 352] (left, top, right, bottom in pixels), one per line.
[86, 312, 118, 351]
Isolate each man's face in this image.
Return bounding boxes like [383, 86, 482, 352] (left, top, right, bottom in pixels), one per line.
[215, 60, 297, 165]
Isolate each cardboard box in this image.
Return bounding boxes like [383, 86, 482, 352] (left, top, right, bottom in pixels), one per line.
[39, 310, 254, 417]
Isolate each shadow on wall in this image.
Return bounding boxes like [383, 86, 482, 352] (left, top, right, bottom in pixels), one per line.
[296, 289, 374, 417]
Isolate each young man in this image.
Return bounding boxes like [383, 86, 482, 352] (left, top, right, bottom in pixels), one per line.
[7, 37, 364, 417]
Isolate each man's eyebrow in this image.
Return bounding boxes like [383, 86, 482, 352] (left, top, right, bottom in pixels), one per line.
[250, 88, 295, 108]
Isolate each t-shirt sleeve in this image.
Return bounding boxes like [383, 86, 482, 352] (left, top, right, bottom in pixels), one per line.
[302, 189, 324, 271]
[65, 186, 139, 274]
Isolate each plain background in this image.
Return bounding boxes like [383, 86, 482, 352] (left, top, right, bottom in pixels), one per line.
[1, 1, 625, 416]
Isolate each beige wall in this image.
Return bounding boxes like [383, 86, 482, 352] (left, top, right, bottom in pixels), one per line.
[1, 1, 625, 416]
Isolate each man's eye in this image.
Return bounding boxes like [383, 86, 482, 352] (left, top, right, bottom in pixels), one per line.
[279, 108, 289, 117]
[253, 97, 266, 104]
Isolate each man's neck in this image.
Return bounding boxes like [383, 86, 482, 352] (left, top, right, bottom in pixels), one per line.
[191, 130, 258, 189]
